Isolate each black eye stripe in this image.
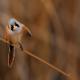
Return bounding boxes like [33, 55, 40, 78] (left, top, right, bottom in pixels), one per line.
[15, 22, 19, 27]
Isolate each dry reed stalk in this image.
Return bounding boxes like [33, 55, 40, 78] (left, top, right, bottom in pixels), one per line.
[0, 37, 72, 78]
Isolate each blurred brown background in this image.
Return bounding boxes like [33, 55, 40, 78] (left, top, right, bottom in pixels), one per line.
[0, 0, 80, 80]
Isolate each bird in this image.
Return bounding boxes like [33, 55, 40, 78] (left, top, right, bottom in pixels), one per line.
[3, 18, 32, 67]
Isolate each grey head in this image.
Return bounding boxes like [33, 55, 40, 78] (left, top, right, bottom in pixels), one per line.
[8, 18, 23, 33]
[8, 18, 32, 37]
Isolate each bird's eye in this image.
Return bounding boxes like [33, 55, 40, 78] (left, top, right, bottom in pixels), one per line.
[15, 22, 19, 27]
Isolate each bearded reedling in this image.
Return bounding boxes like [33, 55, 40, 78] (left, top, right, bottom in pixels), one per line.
[0, 18, 71, 78]
[3, 18, 32, 67]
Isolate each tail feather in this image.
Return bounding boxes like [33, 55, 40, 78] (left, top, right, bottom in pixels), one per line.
[8, 45, 15, 68]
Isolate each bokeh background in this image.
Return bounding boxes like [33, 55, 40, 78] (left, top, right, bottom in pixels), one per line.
[0, 0, 80, 80]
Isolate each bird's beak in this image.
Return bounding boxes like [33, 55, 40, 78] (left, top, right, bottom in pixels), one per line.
[23, 26, 32, 37]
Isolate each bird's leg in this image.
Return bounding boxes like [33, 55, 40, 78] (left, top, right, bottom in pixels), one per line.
[8, 44, 15, 68]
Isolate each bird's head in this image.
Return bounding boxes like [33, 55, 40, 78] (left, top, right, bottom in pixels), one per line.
[7, 18, 32, 37]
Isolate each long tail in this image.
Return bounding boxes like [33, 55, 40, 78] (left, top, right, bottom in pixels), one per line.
[8, 45, 15, 68]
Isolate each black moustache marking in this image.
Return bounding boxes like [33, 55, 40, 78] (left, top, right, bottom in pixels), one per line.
[11, 25, 14, 31]
[15, 22, 19, 27]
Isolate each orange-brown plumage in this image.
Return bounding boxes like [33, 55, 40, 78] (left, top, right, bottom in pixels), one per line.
[3, 18, 32, 67]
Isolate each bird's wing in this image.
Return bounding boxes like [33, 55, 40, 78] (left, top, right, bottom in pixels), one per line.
[8, 44, 15, 68]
